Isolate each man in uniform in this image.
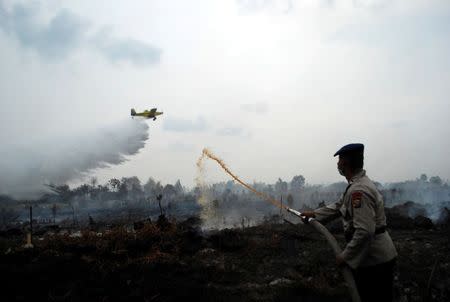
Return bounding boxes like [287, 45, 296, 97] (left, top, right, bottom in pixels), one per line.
[302, 143, 397, 302]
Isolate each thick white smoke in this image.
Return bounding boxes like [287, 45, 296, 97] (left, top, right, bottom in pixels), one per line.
[0, 119, 149, 200]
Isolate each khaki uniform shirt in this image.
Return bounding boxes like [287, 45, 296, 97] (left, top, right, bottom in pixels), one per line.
[314, 170, 397, 269]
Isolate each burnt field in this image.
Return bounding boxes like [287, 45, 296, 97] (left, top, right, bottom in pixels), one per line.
[1, 210, 449, 302]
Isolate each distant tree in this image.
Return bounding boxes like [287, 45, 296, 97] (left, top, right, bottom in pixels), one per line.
[94, 185, 110, 201]
[131, 182, 142, 194]
[97, 184, 109, 192]
[225, 180, 235, 192]
[193, 186, 202, 197]
[118, 182, 128, 199]
[73, 184, 90, 197]
[47, 184, 73, 202]
[154, 181, 163, 196]
[429, 176, 443, 186]
[275, 178, 288, 195]
[212, 199, 220, 209]
[287, 194, 294, 208]
[222, 188, 232, 202]
[90, 177, 98, 188]
[108, 178, 121, 192]
[174, 179, 184, 195]
[88, 215, 96, 229]
[69, 203, 77, 226]
[212, 182, 225, 194]
[266, 185, 274, 195]
[156, 194, 164, 216]
[420, 174, 428, 182]
[290, 175, 305, 192]
[163, 184, 177, 199]
[252, 182, 267, 193]
[120, 176, 143, 200]
[51, 204, 58, 223]
[89, 183, 108, 200]
[143, 177, 157, 195]
[121, 176, 142, 191]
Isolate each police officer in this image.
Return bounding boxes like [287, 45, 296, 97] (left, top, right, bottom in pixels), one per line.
[302, 143, 397, 302]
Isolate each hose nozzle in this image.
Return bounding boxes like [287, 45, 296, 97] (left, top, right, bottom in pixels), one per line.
[286, 207, 314, 223]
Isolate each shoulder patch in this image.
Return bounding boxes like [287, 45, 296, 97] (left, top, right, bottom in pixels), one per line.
[351, 191, 363, 208]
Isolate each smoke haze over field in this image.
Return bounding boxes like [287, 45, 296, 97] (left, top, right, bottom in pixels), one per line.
[0, 120, 149, 200]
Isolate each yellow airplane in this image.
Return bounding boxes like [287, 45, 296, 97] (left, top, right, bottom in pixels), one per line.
[131, 108, 163, 120]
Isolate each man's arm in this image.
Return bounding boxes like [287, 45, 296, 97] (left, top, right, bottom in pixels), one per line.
[303, 196, 344, 224]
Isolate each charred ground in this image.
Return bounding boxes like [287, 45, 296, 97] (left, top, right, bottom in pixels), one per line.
[1, 206, 449, 302]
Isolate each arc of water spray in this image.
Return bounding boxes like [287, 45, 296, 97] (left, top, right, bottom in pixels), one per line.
[197, 148, 287, 210]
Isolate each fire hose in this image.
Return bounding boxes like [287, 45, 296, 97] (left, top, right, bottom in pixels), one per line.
[286, 208, 361, 302]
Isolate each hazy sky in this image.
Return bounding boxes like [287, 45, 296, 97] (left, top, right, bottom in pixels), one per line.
[1, 0, 449, 196]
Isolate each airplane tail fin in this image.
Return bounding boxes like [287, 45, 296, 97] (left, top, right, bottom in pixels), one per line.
[131, 108, 136, 116]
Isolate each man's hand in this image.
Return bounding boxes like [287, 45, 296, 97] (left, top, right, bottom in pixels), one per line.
[336, 253, 346, 267]
[301, 211, 315, 224]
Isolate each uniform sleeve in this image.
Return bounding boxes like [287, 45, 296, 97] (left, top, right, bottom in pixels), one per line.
[341, 190, 376, 268]
[313, 196, 343, 224]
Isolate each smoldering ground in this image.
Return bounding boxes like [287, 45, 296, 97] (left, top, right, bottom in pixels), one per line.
[0, 119, 149, 200]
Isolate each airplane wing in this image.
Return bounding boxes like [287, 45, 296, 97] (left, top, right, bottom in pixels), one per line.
[150, 108, 157, 114]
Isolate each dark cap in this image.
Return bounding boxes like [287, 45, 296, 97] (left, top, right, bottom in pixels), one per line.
[333, 143, 364, 157]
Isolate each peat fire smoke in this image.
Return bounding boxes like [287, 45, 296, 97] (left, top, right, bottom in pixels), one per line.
[0, 119, 149, 200]
[196, 148, 286, 211]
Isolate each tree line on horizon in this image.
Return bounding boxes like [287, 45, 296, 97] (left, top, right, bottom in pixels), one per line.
[0, 173, 447, 208]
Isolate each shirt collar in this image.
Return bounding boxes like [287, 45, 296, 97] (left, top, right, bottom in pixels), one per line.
[349, 169, 366, 184]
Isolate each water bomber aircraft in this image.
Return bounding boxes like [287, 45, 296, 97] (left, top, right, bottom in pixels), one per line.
[131, 108, 163, 120]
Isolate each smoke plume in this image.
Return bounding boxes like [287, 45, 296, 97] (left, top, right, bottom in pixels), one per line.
[0, 119, 149, 200]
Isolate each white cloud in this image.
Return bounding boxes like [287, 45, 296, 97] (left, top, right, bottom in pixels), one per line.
[0, 1, 161, 65]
